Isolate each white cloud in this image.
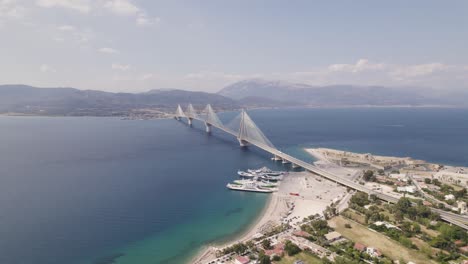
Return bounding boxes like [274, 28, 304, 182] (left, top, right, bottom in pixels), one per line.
[103, 0, 159, 26]
[136, 13, 160, 26]
[58, 24, 75, 31]
[99, 47, 118, 54]
[36, 0, 91, 13]
[328, 59, 386, 73]
[103, 0, 138, 15]
[40, 64, 56, 73]
[0, 0, 27, 19]
[138, 73, 154, 80]
[111, 63, 130, 71]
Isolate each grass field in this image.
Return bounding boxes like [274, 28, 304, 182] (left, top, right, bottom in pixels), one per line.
[329, 216, 437, 264]
[276, 252, 324, 264]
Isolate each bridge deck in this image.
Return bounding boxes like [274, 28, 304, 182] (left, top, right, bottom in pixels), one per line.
[178, 115, 468, 229]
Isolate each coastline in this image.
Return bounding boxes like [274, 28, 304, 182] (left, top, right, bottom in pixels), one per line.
[191, 191, 285, 264]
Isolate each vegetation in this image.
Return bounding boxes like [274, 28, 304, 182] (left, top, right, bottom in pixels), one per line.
[261, 239, 272, 250]
[257, 253, 271, 264]
[284, 240, 301, 256]
[363, 170, 376, 182]
[221, 242, 248, 255]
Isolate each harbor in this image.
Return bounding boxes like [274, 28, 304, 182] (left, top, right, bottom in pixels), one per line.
[226, 167, 285, 193]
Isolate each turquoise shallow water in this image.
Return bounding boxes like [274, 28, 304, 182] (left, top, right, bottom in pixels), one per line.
[1, 108, 468, 264]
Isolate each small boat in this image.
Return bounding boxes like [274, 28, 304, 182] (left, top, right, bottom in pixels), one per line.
[237, 170, 255, 177]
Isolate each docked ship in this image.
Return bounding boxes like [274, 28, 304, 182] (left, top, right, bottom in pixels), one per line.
[237, 170, 255, 177]
[233, 179, 278, 188]
[247, 167, 285, 176]
[226, 182, 274, 193]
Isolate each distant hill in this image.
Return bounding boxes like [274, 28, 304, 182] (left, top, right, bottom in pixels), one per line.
[219, 79, 468, 107]
[1, 81, 467, 117]
[0, 85, 238, 116]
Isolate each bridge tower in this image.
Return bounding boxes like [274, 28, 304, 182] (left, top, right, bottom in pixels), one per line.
[185, 103, 198, 126]
[175, 104, 185, 120]
[238, 110, 250, 147]
[202, 104, 223, 133]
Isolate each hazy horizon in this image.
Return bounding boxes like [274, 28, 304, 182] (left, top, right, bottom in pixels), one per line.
[1, 0, 467, 93]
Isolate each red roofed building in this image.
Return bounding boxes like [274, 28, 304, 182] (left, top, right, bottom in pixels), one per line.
[265, 243, 285, 257]
[234, 255, 250, 264]
[423, 201, 433, 206]
[459, 245, 468, 253]
[354, 242, 366, 252]
[293, 230, 311, 238]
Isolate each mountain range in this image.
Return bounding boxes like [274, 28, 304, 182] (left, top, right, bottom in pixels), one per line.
[1, 80, 467, 116]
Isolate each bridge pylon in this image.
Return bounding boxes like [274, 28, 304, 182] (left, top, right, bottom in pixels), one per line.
[185, 104, 198, 126]
[175, 104, 186, 120]
[202, 104, 223, 133]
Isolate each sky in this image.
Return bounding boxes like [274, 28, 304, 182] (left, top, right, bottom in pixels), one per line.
[1, 0, 467, 93]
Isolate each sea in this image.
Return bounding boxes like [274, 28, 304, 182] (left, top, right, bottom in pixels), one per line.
[0, 107, 467, 264]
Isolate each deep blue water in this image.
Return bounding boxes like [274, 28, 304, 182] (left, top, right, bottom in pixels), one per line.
[0, 108, 468, 264]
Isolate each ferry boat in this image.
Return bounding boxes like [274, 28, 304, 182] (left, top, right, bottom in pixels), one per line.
[226, 182, 274, 193]
[247, 167, 284, 176]
[259, 175, 283, 181]
[233, 179, 278, 188]
[237, 170, 255, 177]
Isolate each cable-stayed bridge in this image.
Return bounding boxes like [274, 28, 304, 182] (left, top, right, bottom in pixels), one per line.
[174, 104, 468, 229]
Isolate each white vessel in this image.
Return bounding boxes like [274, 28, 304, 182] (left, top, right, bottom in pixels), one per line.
[226, 182, 274, 193]
[237, 170, 255, 177]
[233, 179, 278, 188]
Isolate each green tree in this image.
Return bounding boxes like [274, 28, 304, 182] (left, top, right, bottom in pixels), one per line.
[284, 240, 301, 256]
[363, 170, 376, 181]
[261, 239, 272, 250]
[350, 192, 370, 207]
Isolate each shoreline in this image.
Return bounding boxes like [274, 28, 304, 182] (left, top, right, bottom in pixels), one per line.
[191, 191, 285, 264]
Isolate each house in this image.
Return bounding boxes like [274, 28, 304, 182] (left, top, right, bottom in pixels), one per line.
[354, 242, 366, 252]
[457, 201, 467, 214]
[265, 243, 285, 257]
[445, 194, 455, 201]
[390, 173, 407, 181]
[234, 256, 250, 264]
[324, 231, 342, 242]
[459, 245, 468, 254]
[454, 240, 465, 247]
[293, 230, 311, 238]
[373, 221, 398, 229]
[366, 247, 382, 257]
[423, 201, 433, 206]
[397, 186, 416, 193]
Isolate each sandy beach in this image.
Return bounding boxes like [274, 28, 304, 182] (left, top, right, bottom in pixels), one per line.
[191, 189, 289, 264]
[191, 167, 348, 264]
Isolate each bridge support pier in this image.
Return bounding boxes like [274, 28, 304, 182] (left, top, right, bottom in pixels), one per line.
[272, 155, 282, 161]
[188, 117, 193, 126]
[238, 139, 249, 147]
[205, 122, 212, 133]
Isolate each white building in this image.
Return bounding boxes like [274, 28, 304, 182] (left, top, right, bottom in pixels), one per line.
[397, 186, 416, 193]
[457, 201, 467, 214]
[366, 247, 382, 257]
[390, 173, 408, 182]
[445, 194, 455, 201]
